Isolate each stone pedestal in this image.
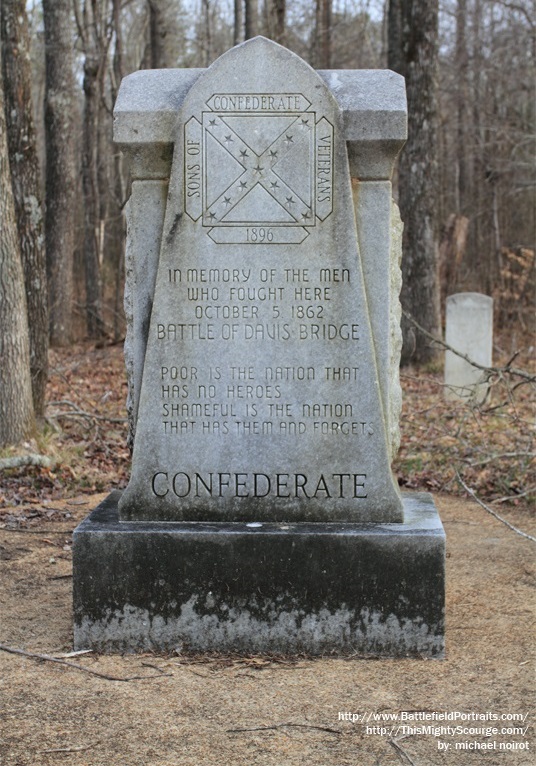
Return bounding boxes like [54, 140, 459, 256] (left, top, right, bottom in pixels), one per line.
[73, 490, 445, 657]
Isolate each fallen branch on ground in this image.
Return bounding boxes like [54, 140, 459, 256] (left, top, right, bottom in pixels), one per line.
[47, 399, 127, 424]
[388, 735, 418, 766]
[493, 486, 536, 504]
[0, 528, 75, 534]
[0, 644, 172, 682]
[227, 722, 341, 735]
[40, 741, 100, 754]
[456, 473, 536, 543]
[47, 574, 73, 580]
[0, 455, 54, 471]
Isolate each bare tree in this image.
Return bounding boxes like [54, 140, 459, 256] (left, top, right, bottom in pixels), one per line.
[24, 0, 533, 351]
[234, 0, 243, 45]
[389, 0, 441, 364]
[73, 0, 112, 340]
[111, 0, 127, 341]
[148, 0, 186, 67]
[264, 0, 286, 45]
[42, 0, 78, 346]
[191, 0, 234, 66]
[436, 0, 535, 308]
[455, 0, 469, 214]
[202, 0, 212, 63]
[0, 53, 35, 446]
[1, 0, 48, 419]
[244, 0, 258, 39]
[313, 0, 332, 68]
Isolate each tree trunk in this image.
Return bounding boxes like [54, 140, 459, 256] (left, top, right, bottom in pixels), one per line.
[244, 0, 258, 39]
[149, 0, 164, 67]
[388, 0, 441, 365]
[78, 0, 116, 341]
[387, 0, 403, 73]
[201, 0, 212, 65]
[275, 0, 286, 45]
[0, 56, 35, 447]
[82, 48, 105, 339]
[112, 0, 124, 84]
[455, 0, 469, 214]
[314, 0, 332, 68]
[111, 0, 126, 342]
[269, 0, 286, 45]
[469, 0, 483, 283]
[42, 0, 77, 347]
[234, 0, 243, 45]
[1, 0, 48, 419]
[438, 213, 469, 307]
[148, 0, 185, 67]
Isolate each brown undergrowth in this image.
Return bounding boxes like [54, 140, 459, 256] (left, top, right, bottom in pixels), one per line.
[394, 362, 535, 507]
[0, 332, 534, 513]
[0, 339, 534, 766]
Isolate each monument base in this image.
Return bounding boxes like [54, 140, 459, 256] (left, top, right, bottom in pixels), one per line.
[73, 491, 445, 658]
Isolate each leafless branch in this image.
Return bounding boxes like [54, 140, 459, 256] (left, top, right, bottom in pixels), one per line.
[227, 722, 341, 735]
[402, 310, 535, 382]
[467, 451, 536, 467]
[47, 400, 127, 424]
[41, 741, 100, 753]
[494, 0, 535, 29]
[47, 574, 73, 580]
[456, 473, 536, 543]
[388, 735, 418, 766]
[0, 644, 172, 681]
[493, 486, 536, 504]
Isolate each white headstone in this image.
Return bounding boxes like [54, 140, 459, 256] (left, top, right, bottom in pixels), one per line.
[444, 292, 493, 402]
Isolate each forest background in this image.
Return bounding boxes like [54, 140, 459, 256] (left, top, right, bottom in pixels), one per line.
[0, 0, 534, 513]
[0, 9, 534, 764]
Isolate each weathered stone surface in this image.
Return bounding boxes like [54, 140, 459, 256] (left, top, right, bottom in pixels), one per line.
[73, 39, 446, 658]
[123, 191, 404, 457]
[113, 67, 407, 181]
[124, 181, 168, 449]
[74, 490, 445, 657]
[389, 199, 404, 458]
[115, 51, 407, 456]
[118, 38, 402, 523]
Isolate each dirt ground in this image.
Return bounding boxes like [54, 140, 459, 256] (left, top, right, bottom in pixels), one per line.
[0, 493, 534, 766]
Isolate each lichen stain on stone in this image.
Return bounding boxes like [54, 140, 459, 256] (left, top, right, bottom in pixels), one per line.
[166, 212, 181, 244]
[75, 599, 444, 657]
[389, 199, 404, 459]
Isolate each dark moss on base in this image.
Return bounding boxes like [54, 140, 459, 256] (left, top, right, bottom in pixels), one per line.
[73, 491, 445, 656]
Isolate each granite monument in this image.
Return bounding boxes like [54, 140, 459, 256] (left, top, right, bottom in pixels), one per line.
[73, 38, 445, 657]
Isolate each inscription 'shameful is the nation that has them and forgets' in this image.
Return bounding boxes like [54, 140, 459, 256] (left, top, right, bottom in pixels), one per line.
[118, 38, 403, 523]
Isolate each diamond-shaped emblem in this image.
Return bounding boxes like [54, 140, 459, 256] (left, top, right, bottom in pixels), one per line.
[201, 111, 315, 228]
